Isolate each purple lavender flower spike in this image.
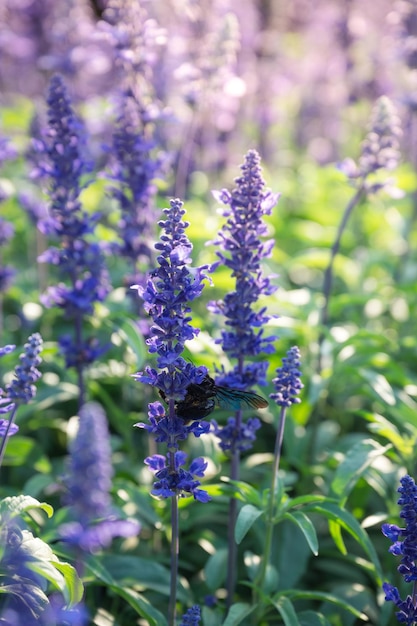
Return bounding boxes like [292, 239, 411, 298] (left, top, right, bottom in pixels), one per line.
[382, 474, 417, 623]
[270, 346, 304, 408]
[0, 419, 18, 437]
[133, 198, 211, 498]
[37, 75, 110, 402]
[179, 604, 201, 625]
[0, 334, 43, 467]
[211, 416, 261, 453]
[5, 333, 43, 404]
[60, 402, 139, 552]
[209, 149, 279, 450]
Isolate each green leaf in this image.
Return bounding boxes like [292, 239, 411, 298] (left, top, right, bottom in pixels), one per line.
[222, 603, 256, 626]
[225, 479, 264, 506]
[52, 561, 84, 606]
[302, 501, 383, 583]
[330, 438, 391, 500]
[100, 554, 175, 598]
[115, 317, 147, 366]
[328, 519, 346, 554]
[205, 548, 228, 591]
[298, 611, 332, 626]
[358, 368, 395, 406]
[1, 436, 51, 472]
[284, 511, 318, 555]
[235, 504, 264, 544]
[108, 585, 168, 626]
[283, 589, 368, 621]
[271, 596, 301, 626]
[0, 495, 53, 519]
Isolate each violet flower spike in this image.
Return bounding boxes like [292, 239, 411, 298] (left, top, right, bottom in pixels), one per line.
[0, 334, 43, 469]
[60, 402, 139, 553]
[208, 149, 279, 450]
[382, 474, 417, 624]
[132, 198, 210, 625]
[208, 149, 279, 607]
[37, 75, 110, 405]
[133, 198, 211, 476]
[179, 605, 201, 626]
[270, 346, 304, 408]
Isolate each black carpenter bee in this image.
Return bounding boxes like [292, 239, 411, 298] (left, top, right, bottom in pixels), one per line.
[159, 375, 268, 422]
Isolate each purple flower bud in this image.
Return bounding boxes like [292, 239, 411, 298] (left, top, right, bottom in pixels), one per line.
[270, 347, 303, 408]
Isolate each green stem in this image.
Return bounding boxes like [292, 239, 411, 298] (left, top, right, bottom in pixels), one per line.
[317, 183, 366, 374]
[254, 406, 286, 612]
[168, 495, 179, 626]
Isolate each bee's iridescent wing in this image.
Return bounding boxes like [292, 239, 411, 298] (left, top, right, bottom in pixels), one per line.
[213, 385, 268, 411]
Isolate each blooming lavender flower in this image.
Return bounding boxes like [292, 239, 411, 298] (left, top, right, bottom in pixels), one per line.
[109, 92, 163, 280]
[37, 75, 110, 402]
[210, 149, 279, 386]
[4, 333, 42, 404]
[211, 416, 261, 453]
[382, 474, 417, 624]
[60, 402, 139, 552]
[339, 96, 401, 192]
[208, 149, 279, 449]
[270, 346, 304, 408]
[145, 451, 210, 502]
[179, 604, 201, 626]
[0, 334, 42, 468]
[133, 198, 211, 498]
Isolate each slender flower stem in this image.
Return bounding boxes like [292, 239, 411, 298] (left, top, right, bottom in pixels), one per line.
[169, 496, 179, 626]
[317, 184, 365, 373]
[255, 405, 286, 602]
[226, 419, 241, 608]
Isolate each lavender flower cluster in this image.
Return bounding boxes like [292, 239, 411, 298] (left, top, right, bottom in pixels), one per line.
[383, 475, 417, 624]
[133, 198, 211, 502]
[34, 75, 110, 372]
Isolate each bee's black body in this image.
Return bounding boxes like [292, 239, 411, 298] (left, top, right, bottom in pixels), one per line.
[159, 375, 268, 422]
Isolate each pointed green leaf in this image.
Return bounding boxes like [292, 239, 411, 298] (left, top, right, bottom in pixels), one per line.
[302, 501, 383, 583]
[109, 585, 168, 626]
[283, 589, 368, 620]
[235, 504, 264, 544]
[271, 596, 301, 626]
[330, 439, 391, 499]
[52, 561, 84, 606]
[284, 511, 319, 555]
[205, 548, 228, 591]
[222, 603, 256, 626]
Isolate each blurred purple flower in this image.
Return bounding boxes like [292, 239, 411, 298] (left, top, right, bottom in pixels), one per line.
[339, 96, 402, 194]
[0, 419, 18, 437]
[109, 92, 164, 277]
[179, 604, 201, 625]
[37, 75, 110, 392]
[60, 402, 139, 552]
[0, 141, 16, 293]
